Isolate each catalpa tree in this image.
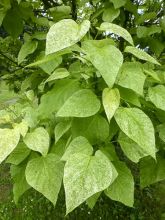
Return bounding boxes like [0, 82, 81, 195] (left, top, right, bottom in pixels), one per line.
[0, 0, 165, 214]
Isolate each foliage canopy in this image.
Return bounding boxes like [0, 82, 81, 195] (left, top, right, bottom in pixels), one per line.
[0, 0, 165, 214]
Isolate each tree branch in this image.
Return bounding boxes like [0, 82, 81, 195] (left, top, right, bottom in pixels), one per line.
[71, 0, 77, 20]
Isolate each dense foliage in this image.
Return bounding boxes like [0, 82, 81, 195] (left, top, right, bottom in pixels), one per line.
[0, 0, 165, 216]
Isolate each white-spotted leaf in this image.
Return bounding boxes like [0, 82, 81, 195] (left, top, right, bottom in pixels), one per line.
[118, 132, 151, 163]
[148, 85, 165, 111]
[46, 19, 90, 54]
[125, 46, 160, 65]
[99, 22, 134, 45]
[55, 121, 71, 143]
[26, 154, 64, 205]
[56, 89, 100, 117]
[117, 62, 146, 96]
[64, 150, 117, 214]
[82, 41, 123, 88]
[23, 127, 49, 156]
[0, 128, 20, 164]
[115, 107, 156, 159]
[61, 136, 93, 161]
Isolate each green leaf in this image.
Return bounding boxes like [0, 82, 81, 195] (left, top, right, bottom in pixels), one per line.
[110, 0, 127, 8]
[38, 79, 80, 119]
[136, 12, 157, 25]
[109, 118, 119, 140]
[117, 62, 146, 96]
[148, 85, 165, 111]
[124, 46, 160, 65]
[11, 163, 30, 204]
[50, 139, 67, 158]
[17, 0, 22, 4]
[137, 26, 161, 38]
[23, 127, 49, 156]
[64, 150, 117, 214]
[82, 41, 123, 88]
[50, 6, 71, 22]
[32, 32, 46, 40]
[143, 68, 160, 82]
[3, 8, 23, 39]
[102, 6, 120, 22]
[115, 107, 156, 159]
[45, 68, 70, 83]
[6, 142, 30, 165]
[56, 89, 100, 118]
[102, 88, 120, 122]
[26, 154, 64, 205]
[86, 192, 101, 209]
[140, 154, 165, 188]
[118, 132, 151, 163]
[99, 22, 134, 45]
[55, 121, 71, 143]
[118, 87, 141, 107]
[46, 19, 90, 54]
[0, 128, 20, 164]
[27, 53, 62, 74]
[100, 143, 118, 161]
[0, 9, 6, 26]
[71, 115, 109, 145]
[18, 40, 38, 64]
[105, 161, 134, 207]
[61, 136, 93, 161]
[157, 123, 165, 143]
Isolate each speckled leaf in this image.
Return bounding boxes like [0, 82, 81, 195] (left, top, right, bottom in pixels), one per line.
[55, 121, 71, 143]
[11, 163, 30, 204]
[125, 46, 160, 65]
[148, 85, 165, 111]
[46, 19, 90, 54]
[26, 154, 64, 205]
[64, 150, 117, 214]
[6, 142, 30, 165]
[0, 128, 20, 164]
[61, 136, 93, 161]
[118, 132, 151, 163]
[56, 89, 100, 117]
[82, 41, 123, 88]
[13, 120, 29, 137]
[105, 161, 134, 207]
[102, 88, 120, 122]
[99, 22, 134, 45]
[117, 62, 146, 96]
[23, 127, 49, 156]
[115, 107, 156, 159]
